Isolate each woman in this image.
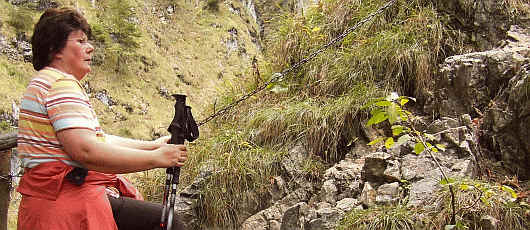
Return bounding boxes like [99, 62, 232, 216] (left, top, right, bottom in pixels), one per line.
[17, 7, 186, 229]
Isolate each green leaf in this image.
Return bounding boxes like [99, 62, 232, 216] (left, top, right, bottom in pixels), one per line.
[392, 125, 405, 136]
[400, 98, 409, 106]
[440, 177, 456, 185]
[400, 112, 408, 121]
[368, 137, 385, 146]
[424, 133, 436, 140]
[387, 103, 400, 124]
[431, 147, 439, 152]
[501, 185, 518, 199]
[436, 144, 447, 151]
[414, 142, 425, 154]
[369, 108, 383, 115]
[459, 184, 470, 191]
[456, 221, 469, 229]
[426, 142, 433, 148]
[396, 134, 412, 146]
[361, 97, 385, 109]
[385, 137, 395, 149]
[366, 112, 388, 126]
[375, 101, 392, 107]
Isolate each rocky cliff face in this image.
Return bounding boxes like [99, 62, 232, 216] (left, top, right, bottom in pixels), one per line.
[171, 6, 529, 229]
[425, 25, 530, 180]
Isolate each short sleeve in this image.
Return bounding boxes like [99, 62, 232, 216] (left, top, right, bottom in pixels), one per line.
[45, 78, 97, 132]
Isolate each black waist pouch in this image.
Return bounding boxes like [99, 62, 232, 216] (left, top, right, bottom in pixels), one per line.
[65, 167, 88, 186]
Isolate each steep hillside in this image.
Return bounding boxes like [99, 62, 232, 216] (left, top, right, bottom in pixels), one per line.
[1, 0, 262, 138]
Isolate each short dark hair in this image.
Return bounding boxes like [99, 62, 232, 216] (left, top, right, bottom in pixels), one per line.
[31, 8, 92, 71]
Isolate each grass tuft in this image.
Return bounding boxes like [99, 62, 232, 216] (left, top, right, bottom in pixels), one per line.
[189, 126, 284, 228]
[337, 204, 417, 230]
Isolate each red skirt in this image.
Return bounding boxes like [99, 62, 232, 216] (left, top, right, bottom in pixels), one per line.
[17, 161, 143, 230]
[18, 181, 117, 230]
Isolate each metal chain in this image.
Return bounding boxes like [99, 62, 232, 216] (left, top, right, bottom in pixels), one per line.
[197, 0, 397, 127]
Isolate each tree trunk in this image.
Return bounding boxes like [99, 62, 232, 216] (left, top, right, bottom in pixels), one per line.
[0, 132, 16, 230]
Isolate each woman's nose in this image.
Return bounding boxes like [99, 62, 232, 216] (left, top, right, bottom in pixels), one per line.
[86, 42, 94, 53]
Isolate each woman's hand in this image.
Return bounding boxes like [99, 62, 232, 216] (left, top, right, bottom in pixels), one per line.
[155, 144, 188, 168]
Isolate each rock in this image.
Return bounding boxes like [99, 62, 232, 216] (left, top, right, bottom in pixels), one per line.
[174, 196, 200, 230]
[240, 188, 311, 230]
[280, 203, 304, 230]
[322, 157, 363, 202]
[482, 63, 530, 179]
[95, 90, 117, 107]
[426, 26, 530, 179]
[376, 182, 400, 205]
[281, 145, 309, 179]
[480, 215, 499, 230]
[362, 152, 391, 183]
[383, 160, 401, 182]
[320, 179, 338, 205]
[408, 175, 441, 207]
[401, 154, 435, 181]
[306, 206, 344, 230]
[270, 176, 288, 202]
[359, 182, 376, 208]
[335, 198, 359, 213]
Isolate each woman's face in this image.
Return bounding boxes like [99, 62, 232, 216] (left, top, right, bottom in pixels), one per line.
[52, 30, 94, 80]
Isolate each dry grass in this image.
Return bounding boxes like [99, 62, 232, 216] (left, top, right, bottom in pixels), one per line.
[188, 126, 284, 228]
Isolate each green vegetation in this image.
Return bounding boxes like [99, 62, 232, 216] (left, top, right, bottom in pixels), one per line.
[94, 0, 142, 73]
[338, 204, 418, 230]
[193, 0, 529, 228]
[336, 178, 529, 230]
[426, 178, 528, 230]
[7, 7, 34, 34]
[190, 126, 285, 227]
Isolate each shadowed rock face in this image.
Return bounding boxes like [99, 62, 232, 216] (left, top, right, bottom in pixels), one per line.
[430, 0, 529, 51]
[426, 26, 530, 180]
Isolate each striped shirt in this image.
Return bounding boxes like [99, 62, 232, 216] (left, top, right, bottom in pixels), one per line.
[17, 67, 103, 168]
[16, 67, 143, 203]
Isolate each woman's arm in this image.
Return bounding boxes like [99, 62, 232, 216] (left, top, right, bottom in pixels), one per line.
[105, 134, 171, 151]
[57, 129, 187, 174]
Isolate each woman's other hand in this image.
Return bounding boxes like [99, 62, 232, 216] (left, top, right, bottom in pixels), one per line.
[155, 144, 188, 168]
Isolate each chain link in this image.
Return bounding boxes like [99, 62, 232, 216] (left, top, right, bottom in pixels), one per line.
[197, 0, 397, 127]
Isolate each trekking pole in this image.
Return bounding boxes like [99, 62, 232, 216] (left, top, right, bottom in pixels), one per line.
[160, 94, 199, 230]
